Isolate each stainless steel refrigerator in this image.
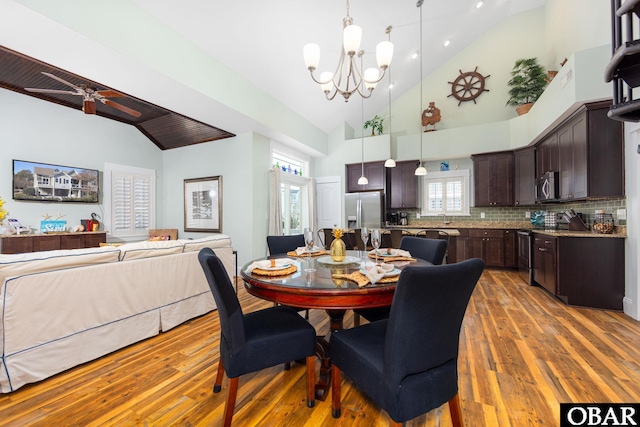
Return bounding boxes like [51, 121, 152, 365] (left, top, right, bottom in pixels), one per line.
[345, 191, 384, 229]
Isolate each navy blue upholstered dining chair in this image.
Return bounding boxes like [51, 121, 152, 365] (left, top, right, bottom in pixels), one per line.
[330, 258, 485, 427]
[353, 235, 448, 325]
[198, 248, 316, 427]
[266, 234, 310, 320]
[266, 234, 305, 256]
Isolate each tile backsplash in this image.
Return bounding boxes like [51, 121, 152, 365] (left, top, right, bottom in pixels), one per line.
[392, 197, 627, 227]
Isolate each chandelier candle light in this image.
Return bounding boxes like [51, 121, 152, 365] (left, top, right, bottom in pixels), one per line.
[303, 0, 394, 101]
[415, 0, 427, 176]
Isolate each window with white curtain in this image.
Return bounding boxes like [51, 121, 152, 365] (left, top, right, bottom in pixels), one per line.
[421, 170, 470, 216]
[271, 142, 311, 235]
[280, 173, 309, 235]
[103, 163, 156, 239]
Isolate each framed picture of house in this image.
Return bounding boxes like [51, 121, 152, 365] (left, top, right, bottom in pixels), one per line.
[184, 176, 222, 232]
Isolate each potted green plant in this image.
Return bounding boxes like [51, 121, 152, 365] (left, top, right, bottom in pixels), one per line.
[363, 115, 384, 136]
[506, 57, 548, 115]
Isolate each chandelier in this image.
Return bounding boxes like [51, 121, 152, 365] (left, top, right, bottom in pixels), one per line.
[303, 0, 394, 102]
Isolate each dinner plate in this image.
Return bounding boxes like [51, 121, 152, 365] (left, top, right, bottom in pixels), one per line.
[316, 255, 361, 265]
[302, 247, 321, 254]
[360, 267, 401, 277]
[260, 263, 291, 271]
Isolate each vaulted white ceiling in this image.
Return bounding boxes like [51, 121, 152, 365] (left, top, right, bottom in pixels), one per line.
[2, 0, 547, 148]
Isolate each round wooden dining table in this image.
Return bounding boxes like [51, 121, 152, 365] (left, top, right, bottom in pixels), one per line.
[240, 250, 431, 400]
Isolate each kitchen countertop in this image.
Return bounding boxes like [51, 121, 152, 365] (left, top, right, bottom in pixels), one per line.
[531, 228, 627, 238]
[386, 223, 627, 238]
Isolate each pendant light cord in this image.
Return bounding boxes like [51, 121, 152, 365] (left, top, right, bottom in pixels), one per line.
[419, 1, 423, 167]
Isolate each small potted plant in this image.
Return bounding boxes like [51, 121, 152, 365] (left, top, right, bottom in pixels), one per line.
[363, 115, 384, 136]
[506, 57, 548, 115]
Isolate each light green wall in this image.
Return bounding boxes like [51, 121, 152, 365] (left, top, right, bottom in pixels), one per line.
[161, 132, 271, 268]
[0, 88, 163, 231]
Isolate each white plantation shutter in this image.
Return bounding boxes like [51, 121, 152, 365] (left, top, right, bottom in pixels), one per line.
[421, 170, 470, 216]
[104, 163, 155, 238]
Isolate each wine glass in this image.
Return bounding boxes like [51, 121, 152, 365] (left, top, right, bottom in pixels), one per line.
[371, 229, 381, 265]
[304, 228, 314, 254]
[303, 228, 316, 272]
[360, 227, 369, 264]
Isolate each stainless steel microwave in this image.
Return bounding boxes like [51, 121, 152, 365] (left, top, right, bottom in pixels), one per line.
[536, 171, 558, 202]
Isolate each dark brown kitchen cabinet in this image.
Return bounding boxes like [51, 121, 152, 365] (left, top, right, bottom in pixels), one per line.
[472, 151, 514, 207]
[534, 101, 624, 201]
[468, 229, 504, 267]
[536, 133, 558, 178]
[447, 229, 468, 264]
[514, 147, 536, 206]
[503, 230, 517, 268]
[533, 235, 557, 295]
[558, 113, 588, 200]
[387, 160, 419, 208]
[346, 161, 386, 193]
[532, 233, 624, 310]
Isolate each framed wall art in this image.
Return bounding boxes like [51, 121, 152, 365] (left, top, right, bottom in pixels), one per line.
[184, 176, 222, 232]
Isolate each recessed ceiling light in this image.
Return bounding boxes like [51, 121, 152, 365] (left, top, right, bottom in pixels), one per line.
[443, 40, 450, 47]
[388, 83, 394, 90]
[476, 1, 484, 8]
[411, 52, 418, 60]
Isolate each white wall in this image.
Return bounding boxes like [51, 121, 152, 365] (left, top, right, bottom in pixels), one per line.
[0, 88, 163, 230]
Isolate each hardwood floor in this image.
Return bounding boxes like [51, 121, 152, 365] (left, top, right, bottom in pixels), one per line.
[1, 269, 639, 426]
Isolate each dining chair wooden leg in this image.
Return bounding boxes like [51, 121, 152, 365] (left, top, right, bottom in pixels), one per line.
[214, 358, 225, 393]
[283, 362, 291, 370]
[306, 355, 316, 407]
[449, 393, 463, 427]
[222, 377, 239, 427]
[388, 419, 402, 427]
[331, 364, 342, 418]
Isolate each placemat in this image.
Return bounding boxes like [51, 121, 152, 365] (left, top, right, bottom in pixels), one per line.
[332, 271, 399, 288]
[287, 249, 329, 257]
[252, 264, 298, 277]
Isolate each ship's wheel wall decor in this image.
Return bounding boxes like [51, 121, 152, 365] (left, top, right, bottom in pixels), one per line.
[448, 66, 490, 106]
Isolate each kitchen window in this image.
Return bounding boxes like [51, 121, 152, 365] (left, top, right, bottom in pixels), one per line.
[421, 170, 470, 216]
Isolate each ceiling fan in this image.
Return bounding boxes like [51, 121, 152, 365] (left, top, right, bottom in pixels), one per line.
[25, 72, 142, 118]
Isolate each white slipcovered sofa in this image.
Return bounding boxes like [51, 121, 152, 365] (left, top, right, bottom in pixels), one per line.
[0, 234, 233, 393]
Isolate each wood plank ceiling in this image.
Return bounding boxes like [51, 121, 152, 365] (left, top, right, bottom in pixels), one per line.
[0, 45, 235, 150]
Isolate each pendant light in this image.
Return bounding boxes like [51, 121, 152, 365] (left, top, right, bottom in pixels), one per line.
[384, 26, 396, 168]
[357, 52, 369, 185]
[415, 0, 427, 176]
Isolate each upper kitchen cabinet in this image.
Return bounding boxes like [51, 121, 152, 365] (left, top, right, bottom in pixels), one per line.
[536, 132, 558, 179]
[535, 101, 624, 201]
[387, 160, 419, 209]
[346, 161, 386, 193]
[472, 151, 514, 207]
[514, 147, 536, 206]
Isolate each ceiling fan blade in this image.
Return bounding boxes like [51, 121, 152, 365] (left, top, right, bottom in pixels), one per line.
[96, 90, 125, 98]
[41, 72, 82, 91]
[83, 100, 96, 115]
[24, 88, 79, 96]
[103, 99, 142, 118]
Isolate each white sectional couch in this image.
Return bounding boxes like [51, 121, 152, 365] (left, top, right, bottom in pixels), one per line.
[0, 234, 233, 393]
